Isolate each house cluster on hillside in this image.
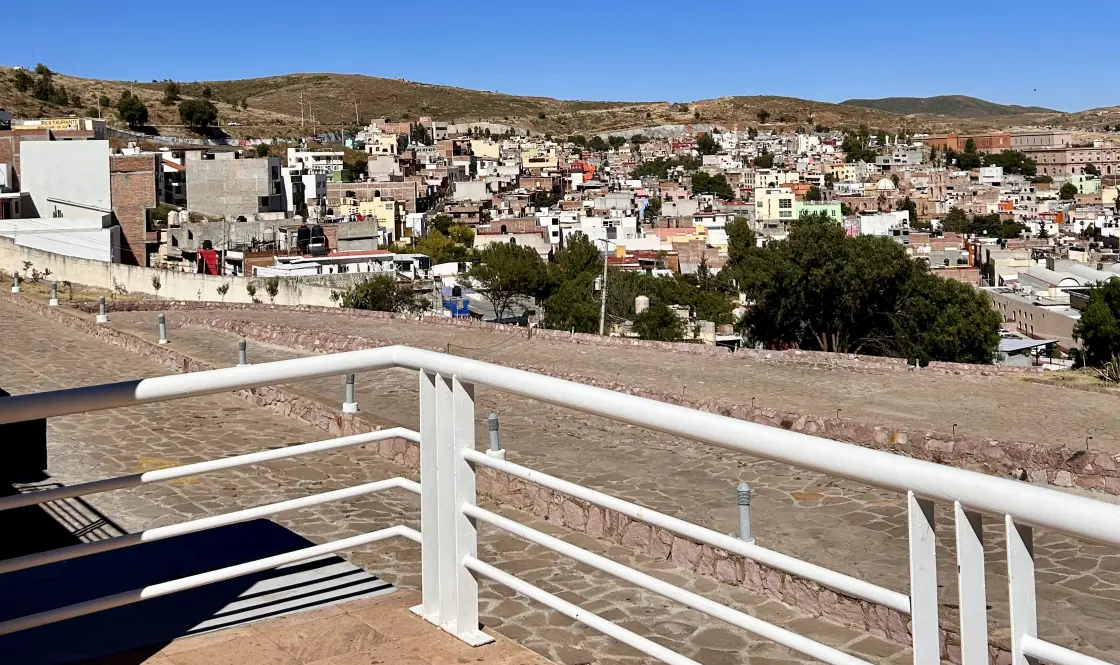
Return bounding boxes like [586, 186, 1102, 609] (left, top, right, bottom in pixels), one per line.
[2, 106, 1118, 352]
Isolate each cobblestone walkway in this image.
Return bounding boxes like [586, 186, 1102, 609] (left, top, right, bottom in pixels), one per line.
[94, 309, 1120, 663]
[0, 300, 915, 665]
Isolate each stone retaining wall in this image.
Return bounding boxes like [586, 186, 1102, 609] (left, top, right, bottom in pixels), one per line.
[177, 313, 1120, 498]
[78, 299, 1042, 376]
[5, 292, 1007, 662]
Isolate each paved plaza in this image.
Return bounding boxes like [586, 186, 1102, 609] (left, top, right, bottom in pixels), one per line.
[3, 299, 1120, 663]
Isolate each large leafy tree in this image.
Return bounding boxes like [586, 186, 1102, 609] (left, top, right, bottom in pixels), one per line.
[1074, 280, 1120, 366]
[179, 98, 218, 131]
[983, 150, 1037, 176]
[691, 171, 735, 200]
[468, 242, 547, 322]
[1060, 182, 1079, 200]
[695, 132, 719, 156]
[731, 212, 1001, 363]
[116, 91, 149, 128]
[633, 302, 683, 341]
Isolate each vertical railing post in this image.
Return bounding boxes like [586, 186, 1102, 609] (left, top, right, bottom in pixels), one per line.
[486, 412, 505, 460]
[908, 491, 940, 665]
[1006, 515, 1037, 665]
[414, 371, 493, 646]
[955, 502, 988, 665]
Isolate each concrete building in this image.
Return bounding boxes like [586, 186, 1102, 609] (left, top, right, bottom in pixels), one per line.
[287, 148, 344, 182]
[755, 187, 796, 222]
[281, 164, 327, 215]
[1011, 131, 1072, 151]
[185, 151, 284, 218]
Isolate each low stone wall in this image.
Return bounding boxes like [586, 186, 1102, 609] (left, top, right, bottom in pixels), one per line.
[176, 313, 1120, 498]
[79, 298, 1044, 376]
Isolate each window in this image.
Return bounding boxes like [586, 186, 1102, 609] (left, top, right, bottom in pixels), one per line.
[779, 198, 792, 209]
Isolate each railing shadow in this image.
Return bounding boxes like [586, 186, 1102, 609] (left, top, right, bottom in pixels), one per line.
[0, 512, 393, 665]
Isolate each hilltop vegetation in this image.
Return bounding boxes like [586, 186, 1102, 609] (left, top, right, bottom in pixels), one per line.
[841, 95, 1056, 118]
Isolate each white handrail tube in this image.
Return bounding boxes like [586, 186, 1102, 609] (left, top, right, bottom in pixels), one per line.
[1021, 635, 1114, 665]
[0, 428, 420, 512]
[463, 448, 909, 614]
[0, 525, 421, 637]
[0, 477, 420, 575]
[464, 555, 701, 665]
[3, 345, 1118, 546]
[463, 504, 870, 665]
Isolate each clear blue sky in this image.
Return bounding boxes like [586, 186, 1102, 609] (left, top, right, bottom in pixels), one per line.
[3, 0, 1116, 112]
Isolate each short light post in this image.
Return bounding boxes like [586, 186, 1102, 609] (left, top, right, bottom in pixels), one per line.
[157, 313, 169, 345]
[11, 272, 19, 294]
[737, 481, 754, 544]
[343, 374, 358, 413]
[49, 281, 59, 307]
[96, 296, 108, 324]
[237, 338, 248, 366]
[486, 412, 505, 460]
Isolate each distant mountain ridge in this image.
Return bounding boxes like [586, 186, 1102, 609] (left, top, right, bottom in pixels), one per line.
[839, 95, 1057, 118]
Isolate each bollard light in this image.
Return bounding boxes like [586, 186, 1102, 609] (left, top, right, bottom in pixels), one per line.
[737, 481, 754, 544]
[237, 338, 248, 366]
[157, 313, 169, 345]
[11, 272, 19, 294]
[343, 373, 358, 413]
[49, 281, 58, 307]
[96, 296, 108, 323]
[486, 412, 505, 460]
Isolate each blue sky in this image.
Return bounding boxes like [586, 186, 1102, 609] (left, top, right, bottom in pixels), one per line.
[3, 0, 1116, 112]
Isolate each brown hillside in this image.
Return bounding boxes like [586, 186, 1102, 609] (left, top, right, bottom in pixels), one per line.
[0, 67, 1099, 140]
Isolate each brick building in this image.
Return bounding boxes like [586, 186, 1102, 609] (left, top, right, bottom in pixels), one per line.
[921, 132, 1012, 155]
[109, 154, 161, 266]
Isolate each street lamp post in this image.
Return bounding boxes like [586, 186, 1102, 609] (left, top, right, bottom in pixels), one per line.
[597, 238, 618, 336]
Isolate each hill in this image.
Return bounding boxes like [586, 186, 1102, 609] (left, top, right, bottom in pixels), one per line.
[840, 95, 1056, 118]
[0, 66, 1086, 140]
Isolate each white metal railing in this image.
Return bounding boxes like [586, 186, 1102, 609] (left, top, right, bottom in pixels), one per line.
[0, 345, 1117, 665]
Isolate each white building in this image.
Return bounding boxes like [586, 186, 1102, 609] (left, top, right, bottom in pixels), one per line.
[755, 187, 796, 222]
[287, 148, 344, 179]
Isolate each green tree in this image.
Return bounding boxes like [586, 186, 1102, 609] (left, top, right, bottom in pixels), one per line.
[554, 232, 602, 277]
[254, 143, 270, 158]
[1060, 182, 1079, 200]
[430, 214, 454, 236]
[201, 85, 212, 99]
[13, 69, 33, 92]
[942, 208, 971, 233]
[588, 135, 609, 152]
[116, 91, 149, 128]
[448, 224, 474, 247]
[179, 98, 218, 131]
[568, 134, 587, 148]
[339, 274, 426, 313]
[98, 93, 111, 109]
[956, 139, 983, 170]
[1074, 280, 1120, 366]
[415, 231, 472, 265]
[542, 271, 600, 332]
[467, 242, 547, 322]
[805, 185, 822, 202]
[608, 135, 627, 150]
[983, 150, 1037, 176]
[691, 172, 734, 200]
[410, 122, 432, 146]
[163, 81, 181, 104]
[241, 98, 249, 109]
[898, 196, 918, 224]
[735, 213, 1000, 362]
[1084, 163, 1101, 176]
[756, 109, 771, 123]
[643, 197, 661, 220]
[633, 302, 683, 341]
[695, 132, 719, 155]
[754, 151, 775, 168]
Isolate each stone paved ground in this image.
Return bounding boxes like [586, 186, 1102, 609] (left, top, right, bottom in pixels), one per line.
[94, 309, 1120, 663]
[144, 308, 1120, 454]
[0, 300, 916, 665]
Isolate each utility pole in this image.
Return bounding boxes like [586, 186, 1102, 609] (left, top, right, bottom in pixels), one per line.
[300, 91, 305, 129]
[354, 100, 360, 125]
[598, 238, 610, 336]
